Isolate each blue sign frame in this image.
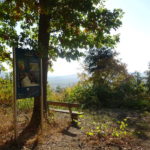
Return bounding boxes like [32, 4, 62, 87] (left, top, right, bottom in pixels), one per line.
[15, 48, 41, 99]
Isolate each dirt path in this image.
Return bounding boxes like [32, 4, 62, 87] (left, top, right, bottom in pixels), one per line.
[1, 108, 150, 149]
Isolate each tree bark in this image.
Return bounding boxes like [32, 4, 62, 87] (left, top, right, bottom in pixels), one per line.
[27, 0, 50, 130]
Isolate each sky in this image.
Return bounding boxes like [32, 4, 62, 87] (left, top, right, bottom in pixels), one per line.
[50, 0, 150, 76]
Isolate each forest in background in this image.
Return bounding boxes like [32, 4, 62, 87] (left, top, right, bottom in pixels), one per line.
[1, 52, 150, 111]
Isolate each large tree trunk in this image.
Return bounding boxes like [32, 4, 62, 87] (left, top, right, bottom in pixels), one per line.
[27, 0, 50, 130]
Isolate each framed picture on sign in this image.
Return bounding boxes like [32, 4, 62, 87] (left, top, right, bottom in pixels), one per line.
[15, 48, 41, 99]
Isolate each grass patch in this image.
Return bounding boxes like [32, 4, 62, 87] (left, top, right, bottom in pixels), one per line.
[17, 98, 34, 111]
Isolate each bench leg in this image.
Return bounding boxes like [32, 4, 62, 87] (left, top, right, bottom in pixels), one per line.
[71, 114, 80, 127]
[71, 114, 78, 121]
[68, 107, 73, 121]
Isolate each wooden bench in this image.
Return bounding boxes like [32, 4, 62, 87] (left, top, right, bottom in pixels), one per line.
[47, 101, 83, 122]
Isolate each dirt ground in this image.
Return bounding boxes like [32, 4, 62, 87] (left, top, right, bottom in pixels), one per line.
[0, 107, 150, 150]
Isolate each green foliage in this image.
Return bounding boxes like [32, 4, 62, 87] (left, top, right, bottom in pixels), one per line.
[145, 63, 150, 94]
[55, 70, 150, 111]
[0, 76, 33, 110]
[63, 81, 98, 108]
[79, 45, 150, 110]
[0, 0, 123, 68]
[17, 98, 34, 111]
[84, 117, 131, 138]
[55, 86, 63, 93]
[47, 86, 65, 102]
[0, 77, 12, 105]
[85, 47, 117, 73]
[47, 84, 53, 100]
[85, 47, 128, 87]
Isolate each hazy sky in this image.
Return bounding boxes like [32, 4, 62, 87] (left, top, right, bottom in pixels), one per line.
[50, 0, 150, 76]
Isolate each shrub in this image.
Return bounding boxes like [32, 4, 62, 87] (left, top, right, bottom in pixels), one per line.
[0, 78, 12, 105]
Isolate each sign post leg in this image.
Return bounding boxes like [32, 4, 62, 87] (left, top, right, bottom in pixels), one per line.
[40, 58, 43, 133]
[13, 47, 17, 140]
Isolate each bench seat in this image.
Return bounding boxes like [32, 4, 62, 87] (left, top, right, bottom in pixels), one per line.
[50, 108, 83, 115]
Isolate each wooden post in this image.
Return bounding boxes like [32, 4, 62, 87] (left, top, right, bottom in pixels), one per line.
[40, 58, 43, 133]
[68, 105, 73, 122]
[13, 47, 17, 139]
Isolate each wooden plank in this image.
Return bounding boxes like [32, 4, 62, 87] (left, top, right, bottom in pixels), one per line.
[49, 108, 83, 115]
[47, 101, 80, 108]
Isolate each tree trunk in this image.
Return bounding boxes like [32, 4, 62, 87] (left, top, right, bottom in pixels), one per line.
[27, 0, 50, 130]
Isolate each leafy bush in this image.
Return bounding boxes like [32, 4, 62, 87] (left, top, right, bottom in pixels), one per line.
[59, 71, 150, 111]
[82, 117, 132, 138]
[63, 82, 97, 108]
[17, 98, 34, 111]
[0, 77, 12, 105]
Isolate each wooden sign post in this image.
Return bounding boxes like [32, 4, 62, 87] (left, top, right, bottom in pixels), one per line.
[13, 48, 43, 139]
[13, 47, 17, 140]
[40, 58, 43, 133]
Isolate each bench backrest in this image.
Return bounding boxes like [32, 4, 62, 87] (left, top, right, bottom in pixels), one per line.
[47, 101, 80, 108]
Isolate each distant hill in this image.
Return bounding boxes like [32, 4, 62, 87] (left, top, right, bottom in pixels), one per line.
[48, 74, 79, 89]
[0, 72, 79, 89]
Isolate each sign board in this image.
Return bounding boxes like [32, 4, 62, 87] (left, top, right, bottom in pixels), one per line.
[15, 48, 41, 99]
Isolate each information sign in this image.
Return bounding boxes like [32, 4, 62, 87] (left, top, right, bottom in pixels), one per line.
[15, 48, 41, 99]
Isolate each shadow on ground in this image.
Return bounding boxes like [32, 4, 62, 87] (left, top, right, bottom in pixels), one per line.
[61, 120, 81, 137]
[0, 126, 39, 150]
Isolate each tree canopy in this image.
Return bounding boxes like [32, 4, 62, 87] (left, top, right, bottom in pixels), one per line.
[85, 47, 128, 87]
[0, 0, 123, 62]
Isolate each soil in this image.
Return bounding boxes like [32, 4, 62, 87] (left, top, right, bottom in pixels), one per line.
[0, 107, 150, 150]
